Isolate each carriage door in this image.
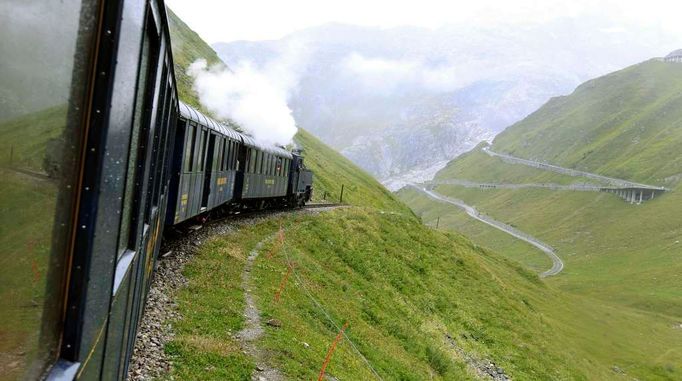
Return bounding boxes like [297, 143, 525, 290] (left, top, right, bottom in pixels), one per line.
[201, 133, 216, 209]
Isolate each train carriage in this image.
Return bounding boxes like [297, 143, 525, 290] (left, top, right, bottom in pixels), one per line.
[167, 102, 241, 224]
[0, 0, 180, 379]
[0, 1, 313, 379]
[237, 136, 293, 204]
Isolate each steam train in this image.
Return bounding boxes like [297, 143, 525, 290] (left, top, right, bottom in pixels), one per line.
[0, 1, 311, 380]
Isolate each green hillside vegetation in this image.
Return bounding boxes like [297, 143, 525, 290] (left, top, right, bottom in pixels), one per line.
[492, 60, 682, 184]
[399, 58, 682, 378]
[295, 129, 410, 213]
[0, 105, 66, 171]
[168, 130, 682, 380]
[0, 106, 66, 378]
[167, 8, 225, 114]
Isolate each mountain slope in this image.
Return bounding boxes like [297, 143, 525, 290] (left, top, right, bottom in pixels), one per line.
[168, 129, 681, 381]
[492, 59, 682, 184]
[167, 8, 226, 114]
[165, 12, 681, 379]
[398, 58, 682, 375]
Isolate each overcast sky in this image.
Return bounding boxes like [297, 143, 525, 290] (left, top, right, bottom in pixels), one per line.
[166, 0, 682, 44]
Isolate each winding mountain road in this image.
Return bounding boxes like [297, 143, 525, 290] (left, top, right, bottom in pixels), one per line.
[410, 185, 563, 277]
[429, 178, 603, 192]
[482, 146, 666, 191]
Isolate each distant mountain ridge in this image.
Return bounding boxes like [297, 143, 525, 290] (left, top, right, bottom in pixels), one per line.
[491, 59, 682, 184]
[213, 21, 679, 187]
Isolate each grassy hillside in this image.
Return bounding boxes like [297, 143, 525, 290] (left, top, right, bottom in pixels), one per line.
[167, 8, 225, 114]
[163, 12, 682, 380]
[168, 130, 682, 381]
[398, 58, 682, 378]
[492, 60, 682, 184]
[296, 129, 410, 213]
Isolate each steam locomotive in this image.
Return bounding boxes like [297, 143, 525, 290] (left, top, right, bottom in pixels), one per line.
[0, 0, 311, 380]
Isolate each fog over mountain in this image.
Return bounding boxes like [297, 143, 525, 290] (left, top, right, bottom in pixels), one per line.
[213, 18, 679, 189]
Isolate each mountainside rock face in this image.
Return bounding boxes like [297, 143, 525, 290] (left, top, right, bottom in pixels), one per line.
[213, 21, 678, 188]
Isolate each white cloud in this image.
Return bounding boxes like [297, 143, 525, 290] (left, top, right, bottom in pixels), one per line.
[342, 53, 481, 93]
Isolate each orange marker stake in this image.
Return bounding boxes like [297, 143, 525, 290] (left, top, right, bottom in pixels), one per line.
[278, 224, 285, 244]
[31, 259, 41, 283]
[274, 263, 295, 303]
[318, 321, 349, 381]
[266, 225, 286, 259]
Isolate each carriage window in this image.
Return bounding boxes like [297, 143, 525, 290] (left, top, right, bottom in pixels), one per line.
[119, 19, 157, 255]
[262, 153, 267, 175]
[0, 1, 98, 378]
[212, 135, 220, 170]
[228, 141, 233, 169]
[184, 123, 196, 172]
[248, 149, 255, 173]
[218, 138, 227, 171]
[197, 129, 206, 171]
[256, 151, 262, 174]
[227, 140, 233, 169]
[265, 154, 272, 175]
[230, 141, 234, 168]
[264, 153, 270, 175]
[231, 141, 236, 169]
[264, 152, 269, 174]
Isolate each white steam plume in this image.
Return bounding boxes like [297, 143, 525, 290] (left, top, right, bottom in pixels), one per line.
[187, 41, 308, 146]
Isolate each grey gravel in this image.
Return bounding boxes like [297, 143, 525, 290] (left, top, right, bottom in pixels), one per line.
[445, 333, 511, 380]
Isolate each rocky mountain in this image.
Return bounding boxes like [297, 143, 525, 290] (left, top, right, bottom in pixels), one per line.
[213, 20, 679, 189]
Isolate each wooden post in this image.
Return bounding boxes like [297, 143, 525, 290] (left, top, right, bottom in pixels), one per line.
[340, 184, 344, 203]
[9, 145, 13, 165]
[436, 216, 440, 229]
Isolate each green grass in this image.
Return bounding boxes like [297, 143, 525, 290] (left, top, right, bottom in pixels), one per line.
[171, 208, 682, 380]
[492, 60, 682, 184]
[0, 104, 66, 171]
[423, 182, 682, 318]
[164, 12, 682, 380]
[0, 171, 57, 381]
[397, 186, 553, 274]
[0, 105, 66, 380]
[295, 129, 410, 213]
[397, 58, 682, 380]
[167, 129, 681, 380]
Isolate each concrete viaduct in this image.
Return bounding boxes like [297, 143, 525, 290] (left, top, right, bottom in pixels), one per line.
[478, 146, 668, 204]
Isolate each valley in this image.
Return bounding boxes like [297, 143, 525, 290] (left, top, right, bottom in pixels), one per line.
[160, 9, 682, 380]
[399, 57, 682, 378]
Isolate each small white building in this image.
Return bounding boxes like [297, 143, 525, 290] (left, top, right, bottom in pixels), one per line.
[664, 49, 682, 63]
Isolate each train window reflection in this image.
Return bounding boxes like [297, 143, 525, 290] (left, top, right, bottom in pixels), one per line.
[0, 0, 97, 379]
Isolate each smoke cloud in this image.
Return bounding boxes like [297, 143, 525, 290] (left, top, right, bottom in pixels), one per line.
[187, 41, 308, 146]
